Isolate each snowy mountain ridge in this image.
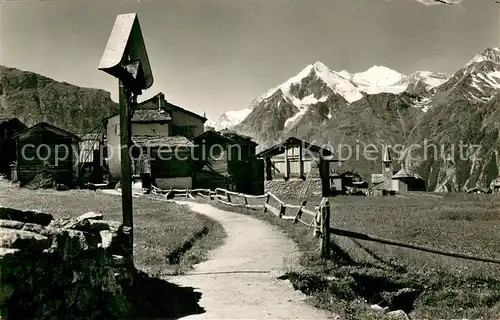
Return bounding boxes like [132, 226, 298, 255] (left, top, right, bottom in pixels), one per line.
[209, 61, 448, 130]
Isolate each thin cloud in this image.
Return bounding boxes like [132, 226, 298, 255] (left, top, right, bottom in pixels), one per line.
[416, 0, 464, 5]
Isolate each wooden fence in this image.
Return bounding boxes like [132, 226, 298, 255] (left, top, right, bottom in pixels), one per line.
[150, 185, 500, 264]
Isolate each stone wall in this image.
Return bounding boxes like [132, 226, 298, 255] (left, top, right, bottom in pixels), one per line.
[0, 207, 134, 319]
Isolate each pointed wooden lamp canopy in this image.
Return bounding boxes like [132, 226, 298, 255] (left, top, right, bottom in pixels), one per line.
[98, 13, 154, 94]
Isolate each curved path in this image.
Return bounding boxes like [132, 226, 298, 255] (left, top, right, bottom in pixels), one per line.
[167, 201, 337, 319]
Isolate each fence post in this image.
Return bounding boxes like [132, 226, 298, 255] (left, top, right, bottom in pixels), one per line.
[209, 190, 213, 201]
[294, 200, 307, 223]
[244, 195, 248, 206]
[226, 191, 232, 203]
[320, 198, 331, 258]
[278, 204, 285, 218]
[263, 193, 270, 212]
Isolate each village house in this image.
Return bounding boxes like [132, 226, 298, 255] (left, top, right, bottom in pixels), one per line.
[255, 137, 336, 181]
[191, 129, 262, 194]
[11, 122, 80, 187]
[0, 118, 27, 179]
[103, 92, 207, 187]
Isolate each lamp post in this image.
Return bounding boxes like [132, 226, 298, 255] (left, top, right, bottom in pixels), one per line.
[98, 13, 154, 264]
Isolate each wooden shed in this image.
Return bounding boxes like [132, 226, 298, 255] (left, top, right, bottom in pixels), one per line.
[11, 122, 81, 187]
[255, 137, 335, 181]
[191, 129, 263, 195]
[132, 135, 194, 189]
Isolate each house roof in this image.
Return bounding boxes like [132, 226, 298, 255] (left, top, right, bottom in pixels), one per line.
[192, 129, 257, 146]
[80, 132, 103, 141]
[0, 117, 27, 128]
[391, 168, 424, 180]
[132, 135, 194, 148]
[219, 129, 257, 145]
[102, 108, 172, 122]
[131, 109, 171, 122]
[254, 137, 334, 159]
[12, 122, 81, 141]
[139, 92, 207, 122]
[102, 93, 206, 123]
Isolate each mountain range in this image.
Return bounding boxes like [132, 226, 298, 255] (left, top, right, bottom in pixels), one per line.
[0, 65, 118, 134]
[209, 48, 500, 192]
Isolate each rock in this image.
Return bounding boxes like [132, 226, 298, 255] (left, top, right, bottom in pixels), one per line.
[86, 220, 112, 232]
[387, 310, 409, 320]
[370, 304, 385, 312]
[104, 220, 122, 233]
[0, 219, 25, 230]
[49, 218, 91, 232]
[100, 230, 113, 249]
[0, 283, 14, 305]
[0, 207, 52, 226]
[42, 229, 94, 259]
[110, 254, 126, 266]
[77, 212, 103, 221]
[0, 247, 20, 258]
[383, 288, 421, 312]
[0, 228, 50, 250]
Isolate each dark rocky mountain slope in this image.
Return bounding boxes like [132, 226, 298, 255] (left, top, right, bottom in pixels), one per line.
[0, 65, 118, 134]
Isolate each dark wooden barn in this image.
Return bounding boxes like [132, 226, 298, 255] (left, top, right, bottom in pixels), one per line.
[191, 129, 263, 195]
[0, 118, 27, 179]
[11, 122, 81, 187]
[131, 135, 194, 189]
[255, 137, 335, 181]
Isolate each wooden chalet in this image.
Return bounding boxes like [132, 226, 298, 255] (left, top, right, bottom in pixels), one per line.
[0, 118, 27, 179]
[11, 122, 81, 187]
[254, 137, 336, 181]
[131, 135, 194, 189]
[191, 129, 263, 195]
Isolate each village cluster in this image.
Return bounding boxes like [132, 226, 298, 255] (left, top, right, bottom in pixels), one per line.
[0, 90, 438, 196]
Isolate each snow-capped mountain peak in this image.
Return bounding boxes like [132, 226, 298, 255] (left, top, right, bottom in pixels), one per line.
[209, 61, 443, 130]
[207, 108, 253, 131]
[349, 65, 408, 94]
[465, 47, 500, 67]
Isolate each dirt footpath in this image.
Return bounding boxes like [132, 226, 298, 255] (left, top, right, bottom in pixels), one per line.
[168, 201, 337, 319]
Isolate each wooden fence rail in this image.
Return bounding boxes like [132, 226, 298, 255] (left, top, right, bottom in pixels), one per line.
[148, 185, 500, 264]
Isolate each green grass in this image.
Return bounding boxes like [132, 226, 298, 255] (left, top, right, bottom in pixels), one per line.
[209, 192, 500, 319]
[0, 183, 226, 276]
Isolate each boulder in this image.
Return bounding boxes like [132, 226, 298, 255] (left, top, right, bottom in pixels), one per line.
[77, 212, 103, 221]
[0, 228, 50, 250]
[0, 207, 52, 226]
[387, 310, 409, 320]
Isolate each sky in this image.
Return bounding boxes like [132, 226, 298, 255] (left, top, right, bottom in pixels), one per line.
[0, 0, 499, 121]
